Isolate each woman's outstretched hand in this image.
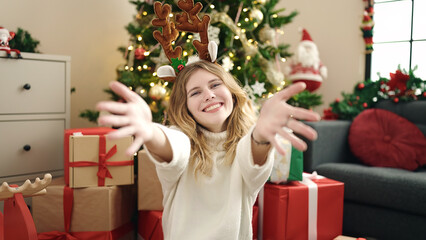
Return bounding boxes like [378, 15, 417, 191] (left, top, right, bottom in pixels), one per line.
[254, 82, 321, 155]
[96, 81, 155, 156]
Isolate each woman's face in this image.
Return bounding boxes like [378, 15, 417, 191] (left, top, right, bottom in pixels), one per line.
[186, 68, 233, 132]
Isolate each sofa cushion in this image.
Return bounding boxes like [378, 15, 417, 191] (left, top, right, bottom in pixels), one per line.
[349, 108, 426, 170]
[316, 163, 426, 217]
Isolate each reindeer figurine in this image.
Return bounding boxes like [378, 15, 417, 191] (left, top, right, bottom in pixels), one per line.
[0, 27, 22, 59]
[0, 174, 52, 240]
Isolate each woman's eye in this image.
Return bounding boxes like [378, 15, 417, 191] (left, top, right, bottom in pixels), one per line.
[190, 91, 200, 97]
[211, 83, 221, 88]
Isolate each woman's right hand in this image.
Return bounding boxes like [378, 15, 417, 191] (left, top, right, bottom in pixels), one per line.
[96, 81, 155, 156]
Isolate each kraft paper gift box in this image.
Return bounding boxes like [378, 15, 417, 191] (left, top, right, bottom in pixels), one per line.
[137, 206, 259, 240]
[138, 150, 163, 210]
[259, 173, 344, 240]
[65, 128, 134, 188]
[32, 177, 136, 240]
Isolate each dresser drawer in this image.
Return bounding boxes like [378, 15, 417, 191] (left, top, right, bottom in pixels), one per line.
[0, 58, 66, 114]
[0, 120, 64, 177]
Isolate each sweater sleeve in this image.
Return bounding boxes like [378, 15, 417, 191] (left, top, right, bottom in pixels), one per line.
[235, 125, 275, 196]
[144, 123, 191, 194]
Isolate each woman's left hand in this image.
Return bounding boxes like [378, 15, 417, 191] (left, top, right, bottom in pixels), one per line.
[254, 82, 321, 155]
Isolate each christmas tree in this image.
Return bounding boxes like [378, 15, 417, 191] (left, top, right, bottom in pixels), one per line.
[81, 0, 321, 124]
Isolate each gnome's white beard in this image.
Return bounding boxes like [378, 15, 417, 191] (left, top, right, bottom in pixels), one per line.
[296, 41, 320, 70]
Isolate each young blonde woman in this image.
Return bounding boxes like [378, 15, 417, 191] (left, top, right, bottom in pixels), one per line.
[96, 60, 320, 239]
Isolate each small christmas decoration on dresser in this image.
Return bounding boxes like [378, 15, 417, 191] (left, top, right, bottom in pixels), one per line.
[0, 27, 22, 58]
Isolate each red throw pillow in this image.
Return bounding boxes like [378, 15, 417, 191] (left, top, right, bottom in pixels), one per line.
[349, 108, 426, 170]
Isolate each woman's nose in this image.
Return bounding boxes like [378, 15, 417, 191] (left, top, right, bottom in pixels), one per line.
[204, 89, 215, 101]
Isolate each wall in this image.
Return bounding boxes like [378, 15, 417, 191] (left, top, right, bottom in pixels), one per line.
[278, 0, 366, 114]
[1, 0, 365, 128]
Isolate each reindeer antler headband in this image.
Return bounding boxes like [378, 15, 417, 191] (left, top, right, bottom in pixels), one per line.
[152, 0, 218, 82]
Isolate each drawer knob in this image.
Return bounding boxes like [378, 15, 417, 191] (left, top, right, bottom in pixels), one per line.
[23, 83, 31, 90]
[23, 144, 31, 151]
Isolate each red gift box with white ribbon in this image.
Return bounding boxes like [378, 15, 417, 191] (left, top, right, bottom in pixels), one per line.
[259, 172, 344, 240]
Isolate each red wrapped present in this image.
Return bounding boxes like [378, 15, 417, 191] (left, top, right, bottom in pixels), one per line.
[64, 128, 134, 188]
[259, 172, 344, 240]
[32, 178, 135, 240]
[138, 205, 259, 240]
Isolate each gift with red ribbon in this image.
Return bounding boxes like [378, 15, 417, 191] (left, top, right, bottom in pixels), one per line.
[137, 206, 259, 240]
[258, 172, 344, 240]
[65, 128, 134, 188]
[32, 177, 135, 240]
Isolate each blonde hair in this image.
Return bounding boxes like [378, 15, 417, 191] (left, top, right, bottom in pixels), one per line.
[167, 61, 256, 177]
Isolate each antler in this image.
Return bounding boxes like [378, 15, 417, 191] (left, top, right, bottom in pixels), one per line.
[152, 2, 182, 62]
[175, 0, 211, 61]
[0, 173, 52, 201]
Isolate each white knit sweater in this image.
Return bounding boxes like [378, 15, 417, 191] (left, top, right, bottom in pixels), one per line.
[145, 124, 274, 240]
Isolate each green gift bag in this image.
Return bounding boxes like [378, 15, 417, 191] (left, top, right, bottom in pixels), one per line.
[269, 137, 303, 183]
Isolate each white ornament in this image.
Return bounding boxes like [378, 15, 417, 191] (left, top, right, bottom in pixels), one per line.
[221, 56, 234, 72]
[257, 0, 266, 4]
[249, 9, 264, 23]
[251, 81, 266, 96]
[152, 50, 170, 67]
[243, 84, 256, 102]
[259, 24, 276, 43]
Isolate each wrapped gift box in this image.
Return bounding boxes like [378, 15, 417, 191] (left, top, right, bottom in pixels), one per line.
[260, 175, 344, 240]
[65, 128, 134, 188]
[137, 206, 259, 240]
[32, 177, 135, 239]
[138, 150, 163, 210]
[270, 137, 303, 183]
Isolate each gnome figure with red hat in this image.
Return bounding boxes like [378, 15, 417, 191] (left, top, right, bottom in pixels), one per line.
[0, 27, 22, 58]
[285, 28, 327, 92]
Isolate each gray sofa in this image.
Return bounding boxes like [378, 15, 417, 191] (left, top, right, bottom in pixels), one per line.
[303, 100, 426, 240]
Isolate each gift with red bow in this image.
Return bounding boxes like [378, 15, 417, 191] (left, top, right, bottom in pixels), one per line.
[64, 128, 134, 188]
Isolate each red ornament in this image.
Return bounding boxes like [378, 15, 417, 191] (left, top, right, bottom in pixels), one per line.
[178, 64, 185, 71]
[387, 70, 410, 96]
[134, 47, 146, 60]
[322, 107, 339, 120]
[363, 102, 368, 108]
[358, 83, 365, 89]
[356, 96, 360, 100]
[423, 92, 426, 97]
[335, 98, 340, 103]
[393, 97, 399, 103]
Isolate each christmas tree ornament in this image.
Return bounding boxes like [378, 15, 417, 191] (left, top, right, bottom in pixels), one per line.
[134, 46, 147, 60]
[243, 84, 257, 103]
[258, 24, 276, 43]
[221, 56, 234, 72]
[161, 95, 170, 109]
[357, 83, 365, 89]
[135, 86, 147, 98]
[249, 8, 264, 23]
[0, 27, 22, 58]
[264, 62, 284, 87]
[149, 101, 159, 113]
[387, 70, 410, 96]
[149, 83, 167, 100]
[285, 28, 327, 92]
[251, 81, 266, 96]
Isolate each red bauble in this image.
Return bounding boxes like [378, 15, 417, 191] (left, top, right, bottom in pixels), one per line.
[358, 83, 365, 89]
[393, 97, 399, 103]
[135, 47, 146, 60]
[363, 102, 368, 108]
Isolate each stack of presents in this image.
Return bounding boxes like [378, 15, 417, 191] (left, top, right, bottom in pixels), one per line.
[31, 127, 345, 239]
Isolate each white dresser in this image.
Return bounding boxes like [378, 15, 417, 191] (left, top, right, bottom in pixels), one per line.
[0, 52, 71, 184]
